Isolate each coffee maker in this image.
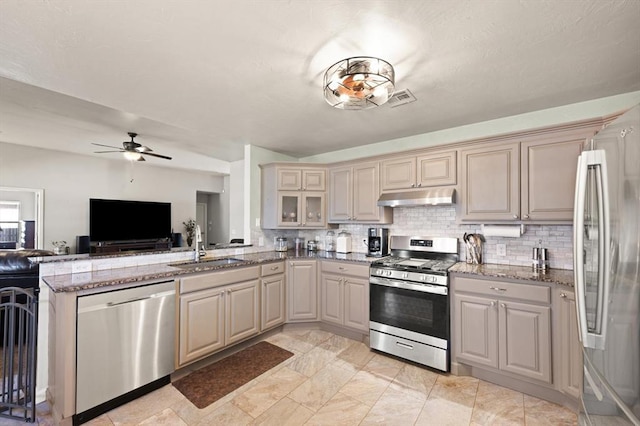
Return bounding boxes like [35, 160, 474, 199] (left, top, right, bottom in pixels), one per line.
[367, 228, 390, 257]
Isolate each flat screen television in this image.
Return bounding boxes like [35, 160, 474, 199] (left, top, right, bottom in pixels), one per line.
[90, 198, 171, 243]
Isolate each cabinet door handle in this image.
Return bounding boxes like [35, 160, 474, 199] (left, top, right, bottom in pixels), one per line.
[490, 301, 496, 307]
[417, 183, 422, 187]
[524, 214, 530, 219]
[489, 286, 507, 292]
[560, 292, 567, 298]
[338, 266, 346, 271]
[410, 183, 415, 188]
[512, 214, 519, 219]
[500, 303, 506, 308]
[302, 186, 306, 190]
[270, 266, 279, 271]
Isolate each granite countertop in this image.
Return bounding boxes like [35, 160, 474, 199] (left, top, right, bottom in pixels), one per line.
[42, 250, 376, 293]
[449, 262, 574, 287]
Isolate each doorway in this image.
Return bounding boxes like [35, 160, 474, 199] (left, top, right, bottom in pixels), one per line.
[196, 191, 227, 246]
[196, 202, 207, 249]
[0, 187, 44, 249]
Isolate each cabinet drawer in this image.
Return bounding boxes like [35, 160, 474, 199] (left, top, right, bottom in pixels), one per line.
[454, 276, 550, 304]
[261, 261, 285, 277]
[180, 266, 260, 294]
[321, 261, 369, 277]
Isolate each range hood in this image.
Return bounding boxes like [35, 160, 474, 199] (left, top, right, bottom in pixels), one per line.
[377, 188, 456, 207]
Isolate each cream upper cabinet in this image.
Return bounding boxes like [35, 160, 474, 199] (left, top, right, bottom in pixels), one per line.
[261, 163, 327, 229]
[521, 137, 584, 221]
[381, 151, 457, 191]
[277, 168, 325, 191]
[276, 192, 325, 228]
[460, 142, 520, 221]
[328, 161, 392, 223]
[460, 127, 595, 223]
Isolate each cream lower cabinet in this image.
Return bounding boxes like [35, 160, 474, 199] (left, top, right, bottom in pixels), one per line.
[286, 260, 318, 321]
[452, 275, 552, 384]
[319, 261, 369, 332]
[261, 262, 286, 331]
[554, 287, 582, 399]
[178, 266, 260, 366]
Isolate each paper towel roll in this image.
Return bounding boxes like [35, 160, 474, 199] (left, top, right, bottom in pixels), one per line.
[481, 224, 523, 238]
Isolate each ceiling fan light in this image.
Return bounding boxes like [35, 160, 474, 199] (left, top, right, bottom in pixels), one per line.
[124, 151, 142, 161]
[323, 57, 395, 110]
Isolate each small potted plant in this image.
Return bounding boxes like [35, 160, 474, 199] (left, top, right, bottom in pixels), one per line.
[52, 240, 67, 255]
[183, 219, 196, 247]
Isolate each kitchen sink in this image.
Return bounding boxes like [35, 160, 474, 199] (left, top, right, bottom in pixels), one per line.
[170, 258, 245, 269]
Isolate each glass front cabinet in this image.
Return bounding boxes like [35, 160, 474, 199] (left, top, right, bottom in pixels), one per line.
[277, 192, 325, 228]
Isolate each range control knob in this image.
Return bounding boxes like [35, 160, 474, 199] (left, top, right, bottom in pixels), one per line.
[402, 273, 409, 279]
[386, 270, 393, 277]
[376, 269, 383, 275]
[427, 276, 435, 283]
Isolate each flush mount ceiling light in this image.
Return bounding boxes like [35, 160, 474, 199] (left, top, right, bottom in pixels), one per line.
[323, 57, 395, 110]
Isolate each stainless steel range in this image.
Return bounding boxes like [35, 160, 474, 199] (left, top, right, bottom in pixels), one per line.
[369, 236, 459, 372]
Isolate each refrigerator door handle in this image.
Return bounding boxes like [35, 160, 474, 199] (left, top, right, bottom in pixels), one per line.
[583, 365, 604, 402]
[573, 149, 610, 350]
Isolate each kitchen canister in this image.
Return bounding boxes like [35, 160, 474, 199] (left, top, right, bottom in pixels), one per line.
[336, 230, 352, 253]
[274, 237, 288, 252]
[325, 231, 336, 252]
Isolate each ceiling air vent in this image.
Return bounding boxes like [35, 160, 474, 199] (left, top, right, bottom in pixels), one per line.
[387, 89, 417, 108]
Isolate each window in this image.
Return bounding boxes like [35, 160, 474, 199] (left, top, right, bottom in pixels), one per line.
[0, 201, 20, 243]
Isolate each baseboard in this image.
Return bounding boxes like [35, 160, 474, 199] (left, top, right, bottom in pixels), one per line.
[455, 362, 580, 412]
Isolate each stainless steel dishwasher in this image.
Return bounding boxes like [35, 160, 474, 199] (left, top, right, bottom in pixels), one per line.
[75, 280, 175, 422]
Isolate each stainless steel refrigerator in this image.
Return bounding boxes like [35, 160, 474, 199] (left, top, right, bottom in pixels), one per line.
[574, 104, 640, 425]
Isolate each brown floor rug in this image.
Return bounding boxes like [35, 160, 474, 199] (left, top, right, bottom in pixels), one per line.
[172, 341, 293, 409]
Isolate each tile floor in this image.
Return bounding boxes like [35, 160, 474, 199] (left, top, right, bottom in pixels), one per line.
[7, 329, 578, 425]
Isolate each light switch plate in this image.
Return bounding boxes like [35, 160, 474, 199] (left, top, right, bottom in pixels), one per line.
[496, 244, 507, 256]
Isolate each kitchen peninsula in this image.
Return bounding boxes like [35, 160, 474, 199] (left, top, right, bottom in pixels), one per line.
[42, 247, 373, 424]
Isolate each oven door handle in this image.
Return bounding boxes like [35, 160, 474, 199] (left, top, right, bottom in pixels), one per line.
[370, 276, 448, 295]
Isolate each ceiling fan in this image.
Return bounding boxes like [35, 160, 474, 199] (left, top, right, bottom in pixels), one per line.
[92, 132, 172, 161]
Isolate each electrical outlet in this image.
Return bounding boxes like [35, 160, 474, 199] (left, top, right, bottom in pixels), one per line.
[255, 218, 260, 227]
[258, 237, 264, 246]
[496, 244, 507, 256]
[72, 260, 92, 273]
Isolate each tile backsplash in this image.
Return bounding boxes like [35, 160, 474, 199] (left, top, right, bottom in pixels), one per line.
[263, 206, 574, 270]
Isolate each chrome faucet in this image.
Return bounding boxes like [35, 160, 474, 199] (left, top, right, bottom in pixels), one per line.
[194, 224, 206, 261]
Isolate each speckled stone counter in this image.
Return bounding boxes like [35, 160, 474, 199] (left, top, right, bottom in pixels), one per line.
[449, 262, 574, 287]
[42, 250, 376, 293]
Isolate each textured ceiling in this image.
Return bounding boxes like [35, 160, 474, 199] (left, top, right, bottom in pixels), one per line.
[0, 0, 639, 173]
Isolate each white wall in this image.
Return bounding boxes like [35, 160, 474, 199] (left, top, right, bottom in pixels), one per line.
[229, 159, 245, 241]
[0, 143, 225, 252]
[300, 91, 640, 163]
[246, 145, 296, 245]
